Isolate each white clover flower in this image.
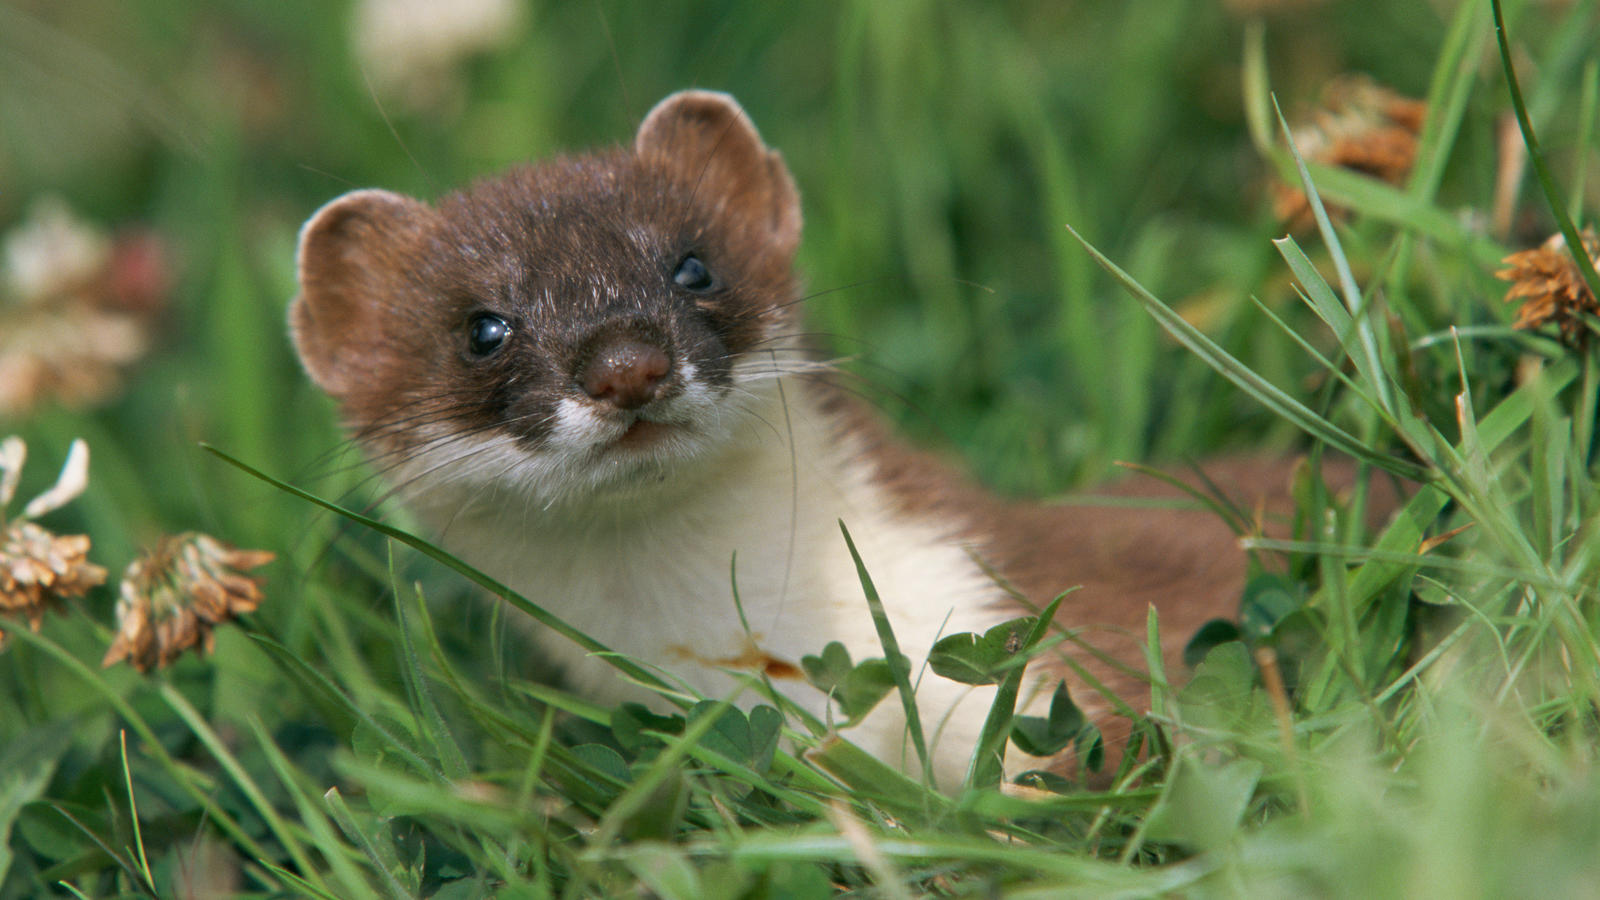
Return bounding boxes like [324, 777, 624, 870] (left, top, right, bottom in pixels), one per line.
[352, 0, 521, 112]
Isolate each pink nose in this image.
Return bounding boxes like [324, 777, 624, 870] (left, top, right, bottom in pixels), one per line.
[579, 340, 672, 410]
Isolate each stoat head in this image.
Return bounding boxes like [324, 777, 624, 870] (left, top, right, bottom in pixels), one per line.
[290, 91, 805, 509]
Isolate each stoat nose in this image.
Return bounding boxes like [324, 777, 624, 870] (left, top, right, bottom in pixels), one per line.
[579, 339, 672, 410]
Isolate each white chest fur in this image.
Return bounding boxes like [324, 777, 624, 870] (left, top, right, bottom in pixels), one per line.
[396, 377, 1017, 786]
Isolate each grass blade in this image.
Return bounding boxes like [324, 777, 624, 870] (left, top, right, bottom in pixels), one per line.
[838, 520, 934, 790]
[1241, 21, 1272, 154]
[3, 627, 278, 870]
[1274, 97, 1394, 417]
[322, 788, 411, 900]
[47, 805, 158, 899]
[1066, 225, 1430, 482]
[1492, 0, 1600, 300]
[249, 718, 380, 900]
[391, 575, 469, 780]
[158, 682, 323, 886]
[806, 736, 951, 822]
[247, 633, 446, 782]
[116, 731, 153, 890]
[964, 592, 1067, 790]
[1407, 0, 1488, 202]
[1571, 60, 1597, 222]
[201, 443, 674, 698]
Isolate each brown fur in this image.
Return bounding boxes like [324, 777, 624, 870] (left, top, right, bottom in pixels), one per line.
[822, 385, 1328, 754]
[292, 95, 803, 468]
[292, 91, 1395, 781]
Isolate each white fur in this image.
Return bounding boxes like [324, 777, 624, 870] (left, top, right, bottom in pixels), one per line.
[388, 357, 1032, 788]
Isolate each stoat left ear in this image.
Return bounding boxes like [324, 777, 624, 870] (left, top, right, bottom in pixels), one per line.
[290, 188, 435, 400]
[635, 90, 801, 257]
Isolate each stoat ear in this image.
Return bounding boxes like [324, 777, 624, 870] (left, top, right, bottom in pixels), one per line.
[635, 91, 801, 257]
[290, 189, 433, 399]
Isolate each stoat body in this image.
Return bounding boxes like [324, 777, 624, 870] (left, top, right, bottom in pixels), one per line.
[290, 91, 1284, 785]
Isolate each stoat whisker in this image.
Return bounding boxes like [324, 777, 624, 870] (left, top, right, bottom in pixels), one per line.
[715, 278, 889, 326]
[433, 448, 533, 539]
[713, 389, 785, 443]
[363, 419, 546, 509]
[731, 361, 845, 381]
[296, 393, 485, 480]
[307, 410, 499, 505]
[355, 406, 528, 474]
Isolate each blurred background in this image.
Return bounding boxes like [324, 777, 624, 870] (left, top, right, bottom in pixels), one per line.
[0, 0, 1526, 514]
[6, 2, 1600, 893]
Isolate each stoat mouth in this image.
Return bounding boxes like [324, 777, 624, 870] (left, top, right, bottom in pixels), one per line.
[612, 418, 675, 449]
[584, 408, 694, 457]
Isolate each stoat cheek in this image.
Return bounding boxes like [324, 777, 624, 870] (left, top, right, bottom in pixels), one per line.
[384, 429, 533, 500]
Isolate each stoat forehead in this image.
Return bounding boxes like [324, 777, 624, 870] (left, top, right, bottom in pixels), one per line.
[435, 152, 793, 360]
[410, 159, 774, 406]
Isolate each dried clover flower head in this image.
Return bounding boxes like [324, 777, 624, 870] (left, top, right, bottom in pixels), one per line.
[0, 437, 105, 645]
[1274, 75, 1426, 230]
[1, 522, 105, 636]
[103, 532, 274, 672]
[0, 197, 170, 417]
[2, 197, 110, 303]
[1496, 228, 1600, 347]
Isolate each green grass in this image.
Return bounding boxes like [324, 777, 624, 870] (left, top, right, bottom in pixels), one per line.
[4, 0, 1600, 896]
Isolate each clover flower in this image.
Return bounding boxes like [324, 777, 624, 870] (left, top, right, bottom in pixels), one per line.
[1274, 76, 1426, 230]
[0, 197, 171, 417]
[1496, 228, 1600, 347]
[0, 438, 106, 645]
[102, 532, 274, 672]
[351, 0, 521, 113]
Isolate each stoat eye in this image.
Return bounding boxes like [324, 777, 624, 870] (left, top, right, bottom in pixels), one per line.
[672, 254, 714, 292]
[466, 313, 510, 357]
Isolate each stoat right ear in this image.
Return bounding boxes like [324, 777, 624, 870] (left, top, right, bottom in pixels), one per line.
[635, 91, 802, 259]
[290, 189, 432, 399]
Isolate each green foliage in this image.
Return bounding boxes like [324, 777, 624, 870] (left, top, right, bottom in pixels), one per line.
[927, 617, 1036, 687]
[1008, 680, 1101, 772]
[4, 0, 1600, 896]
[799, 642, 895, 725]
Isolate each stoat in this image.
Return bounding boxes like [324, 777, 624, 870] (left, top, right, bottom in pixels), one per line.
[290, 90, 1304, 786]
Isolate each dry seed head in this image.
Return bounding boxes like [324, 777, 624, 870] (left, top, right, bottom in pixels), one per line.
[102, 532, 274, 672]
[0, 436, 104, 646]
[1495, 228, 1600, 347]
[0, 521, 107, 642]
[1274, 75, 1425, 230]
[0, 198, 169, 416]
